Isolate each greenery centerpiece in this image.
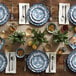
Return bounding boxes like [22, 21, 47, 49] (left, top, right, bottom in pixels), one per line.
[53, 31, 68, 44]
[27, 29, 48, 49]
[8, 31, 25, 45]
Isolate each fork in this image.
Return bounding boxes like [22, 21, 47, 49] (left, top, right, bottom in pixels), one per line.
[51, 55, 54, 70]
[21, 6, 25, 22]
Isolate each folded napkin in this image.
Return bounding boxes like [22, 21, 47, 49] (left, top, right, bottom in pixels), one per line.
[19, 3, 30, 24]
[46, 52, 56, 73]
[5, 52, 16, 73]
[59, 3, 70, 25]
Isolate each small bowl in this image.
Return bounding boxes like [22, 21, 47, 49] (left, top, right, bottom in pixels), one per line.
[16, 48, 25, 58]
[47, 22, 57, 33]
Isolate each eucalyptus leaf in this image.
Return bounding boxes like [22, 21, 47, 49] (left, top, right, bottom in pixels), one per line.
[32, 29, 48, 45]
[8, 31, 25, 44]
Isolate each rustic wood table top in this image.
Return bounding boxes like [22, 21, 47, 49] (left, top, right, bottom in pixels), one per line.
[0, 0, 76, 76]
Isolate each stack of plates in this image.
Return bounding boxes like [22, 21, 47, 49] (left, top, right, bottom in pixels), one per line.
[68, 5, 76, 25]
[0, 3, 10, 25]
[26, 50, 49, 73]
[27, 4, 50, 26]
[67, 50, 76, 72]
[0, 52, 7, 72]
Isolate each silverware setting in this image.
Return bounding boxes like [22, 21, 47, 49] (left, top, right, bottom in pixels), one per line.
[61, 5, 65, 22]
[48, 53, 55, 72]
[8, 52, 14, 71]
[21, 5, 27, 23]
[61, 4, 68, 23]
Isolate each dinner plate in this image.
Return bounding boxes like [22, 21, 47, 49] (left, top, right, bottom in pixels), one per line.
[67, 50, 76, 72]
[0, 3, 10, 25]
[69, 16, 76, 25]
[70, 6, 76, 21]
[27, 50, 49, 73]
[0, 52, 7, 72]
[68, 5, 76, 25]
[27, 4, 50, 26]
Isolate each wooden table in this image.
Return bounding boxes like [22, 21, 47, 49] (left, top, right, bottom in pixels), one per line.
[0, 0, 76, 76]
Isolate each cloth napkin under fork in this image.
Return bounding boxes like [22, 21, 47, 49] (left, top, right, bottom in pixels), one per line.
[19, 3, 30, 24]
[5, 52, 16, 73]
[59, 3, 70, 25]
[45, 52, 56, 73]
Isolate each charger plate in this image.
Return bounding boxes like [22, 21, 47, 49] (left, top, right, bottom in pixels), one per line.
[67, 50, 76, 72]
[0, 52, 7, 72]
[27, 4, 50, 26]
[68, 5, 76, 25]
[27, 50, 49, 73]
[0, 3, 10, 25]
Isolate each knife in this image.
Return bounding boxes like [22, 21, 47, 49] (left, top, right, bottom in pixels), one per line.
[51, 55, 54, 70]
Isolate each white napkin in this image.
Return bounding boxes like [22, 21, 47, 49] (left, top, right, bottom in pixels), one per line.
[5, 52, 16, 73]
[46, 52, 56, 73]
[59, 3, 70, 24]
[19, 3, 30, 24]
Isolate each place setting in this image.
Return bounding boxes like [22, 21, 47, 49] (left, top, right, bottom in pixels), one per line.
[59, 3, 70, 25]
[5, 52, 16, 73]
[19, 3, 30, 24]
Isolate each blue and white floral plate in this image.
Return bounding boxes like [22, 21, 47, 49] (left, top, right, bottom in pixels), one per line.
[27, 4, 50, 26]
[0, 3, 10, 25]
[27, 50, 49, 73]
[68, 5, 76, 25]
[67, 50, 76, 72]
[0, 52, 7, 72]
